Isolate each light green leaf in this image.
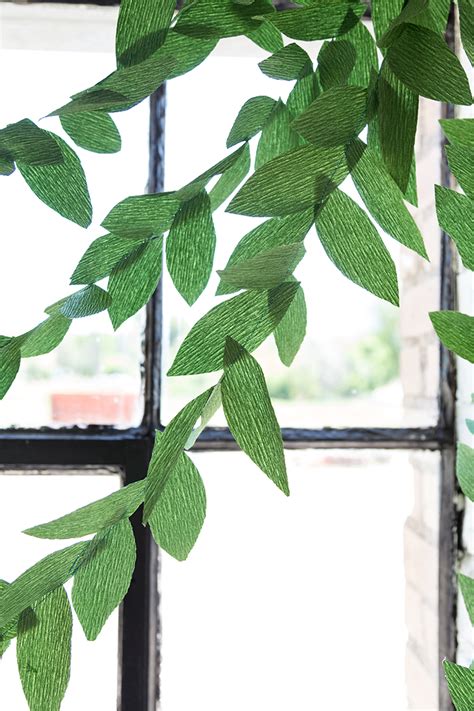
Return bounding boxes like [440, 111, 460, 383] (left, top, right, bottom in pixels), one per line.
[292, 85, 367, 147]
[175, 0, 272, 39]
[372, 0, 404, 43]
[0, 339, 21, 399]
[148, 433, 206, 560]
[60, 112, 121, 154]
[58, 285, 111, 319]
[222, 337, 289, 495]
[247, 18, 283, 52]
[185, 383, 222, 449]
[274, 280, 307, 367]
[459, 573, 474, 625]
[287, 72, 320, 117]
[17, 586, 72, 711]
[459, 0, 474, 66]
[430, 311, 474, 364]
[0, 119, 63, 166]
[315, 188, 399, 305]
[269, 4, 365, 41]
[71, 233, 147, 285]
[228, 144, 348, 216]
[143, 389, 212, 522]
[20, 315, 71, 358]
[441, 119, 474, 150]
[386, 25, 472, 105]
[218, 243, 305, 290]
[72, 519, 136, 640]
[258, 43, 312, 81]
[435, 186, 474, 270]
[443, 661, 474, 711]
[377, 0, 438, 48]
[167, 192, 216, 305]
[116, 0, 175, 67]
[255, 100, 303, 169]
[108, 236, 163, 329]
[168, 281, 299, 376]
[446, 145, 474, 200]
[457, 443, 474, 501]
[17, 131, 92, 227]
[176, 144, 249, 202]
[209, 143, 251, 210]
[333, 21, 378, 88]
[348, 140, 427, 258]
[102, 192, 179, 237]
[0, 581, 17, 658]
[226, 96, 276, 148]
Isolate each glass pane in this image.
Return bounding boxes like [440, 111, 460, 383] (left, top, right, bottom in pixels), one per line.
[0, 467, 121, 710]
[0, 4, 147, 428]
[161, 30, 440, 428]
[160, 449, 440, 711]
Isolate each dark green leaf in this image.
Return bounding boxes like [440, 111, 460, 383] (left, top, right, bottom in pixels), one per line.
[287, 72, 320, 117]
[258, 43, 312, 81]
[435, 186, 474, 270]
[176, 144, 249, 202]
[0, 339, 21, 399]
[166, 192, 216, 305]
[209, 144, 251, 210]
[222, 337, 289, 495]
[460, 0, 474, 66]
[58, 285, 111, 319]
[274, 280, 307, 367]
[377, 0, 438, 48]
[446, 145, 474, 200]
[20, 315, 71, 358]
[334, 21, 378, 88]
[457, 443, 474, 501]
[247, 18, 283, 52]
[255, 100, 303, 169]
[175, 0, 272, 38]
[315, 188, 399, 305]
[269, 4, 365, 41]
[0, 119, 63, 166]
[108, 237, 163, 329]
[116, 0, 175, 67]
[317, 40, 357, 90]
[72, 519, 136, 640]
[71, 233, 147, 285]
[17, 586, 72, 711]
[168, 281, 299, 376]
[441, 119, 474, 149]
[60, 112, 121, 154]
[443, 661, 474, 711]
[430, 311, 474, 363]
[226, 96, 276, 148]
[292, 85, 367, 147]
[148, 433, 206, 560]
[218, 243, 305, 290]
[102, 192, 179, 236]
[459, 573, 474, 625]
[0, 149, 15, 176]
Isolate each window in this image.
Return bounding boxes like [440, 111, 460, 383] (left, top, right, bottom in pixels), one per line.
[0, 3, 457, 710]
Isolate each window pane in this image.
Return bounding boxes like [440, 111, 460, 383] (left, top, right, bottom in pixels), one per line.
[162, 33, 440, 428]
[160, 449, 440, 711]
[0, 467, 121, 710]
[0, 5, 147, 428]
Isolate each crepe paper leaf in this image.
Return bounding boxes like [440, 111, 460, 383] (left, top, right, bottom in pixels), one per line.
[166, 192, 216, 305]
[72, 519, 136, 640]
[25, 481, 145, 540]
[218, 243, 305, 291]
[50, 89, 134, 117]
[247, 18, 283, 52]
[0, 339, 21, 400]
[107, 237, 162, 329]
[459, 573, 474, 625]
[226, 96, 276, 148]
[185, 383, 222, 450]
[371, 0, 404, 44]
[0, 149, 15, 176]
[143, 389, 212, 522]
[287, 72, 320, 117]
[169, 281, 299, 377]
[441, 119, 474, 150]
[0, 542, 89, 628]
[217, 210, 313, 296]
[175, 0, 272, 39]
[318, 40, 356, 89]
[386, 25, 472, 105]
[292, 85, 367, 148]
[20, 315, 71, 359]
[459, 0, 474, 66]
[348, 140, 427, 258]
[71, 233, 147, 285]
[176, 144, 249, 203]
[259, 43, 312, 81]
[209, 143, 251, 211]
[0, 119, 63, 166]
[255, 100, 303, 169]
[430, 311, 474, 364]
[148, 433, 206, 560]
[315, 188, 399, 306]
[274, 280, 307, 367]
[377, 0, 437, 48]
[0, 581, 17, 658]
[435, 187, 474, 270]
[60, 112, 121, 154]
[103, 192, 180, 238]
[430, 0, 452, 33]
[57, 285, 111, 319]
[116, 0, 175, 67]
[443, 661, 474, 711]
[446, 145, 474, 200]
[17, 586, 72, 711]
[334, 21, 379, 89]
[269, 4, 365, 42]
[456, 443, 474, 501]
[228, 144, 349, 217]
[222, 337, 289, 495]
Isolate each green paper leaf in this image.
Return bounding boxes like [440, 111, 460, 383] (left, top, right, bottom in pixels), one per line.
[446, 145, 474, 200]
[441, 119, 474, 150]
[287, 72, 320, 117]
[108, 236, 163, 329]
[143, 389, 212, 522]
[317, 40, 357, 90]
[274, 280, 307, 367]
[20, 315, 71, 358]
[167, 192, 216, 305]
[0, 149, 15, 176]
[72, 519, 136, 640]
[443, 661, 474, 711]
[148, 433, 206, 560]
[0, 119, 63, 166]
[116, 0, 175, 67]
[435, 186, 474, 270]
[258, 43, 312, 81]
[217, 210, 313, 296]
[25, 481, 145, 540]
[185, 383, 222, 449]
[269, 4, 365, 41]
[0, 339, 21, 399]
[372, 0, 404, 44]
[226, 96, 276, 148]
[377, 0, 438, 48]
[168, 281, 299, 376]
[0, 581, 17, 658]
[58, 285, 111, 319]
[430, 311, 474, 364]
[17, 586, 72, 711]
[292, 85, 367, 147]
[255, 100, 303, 169]
[247, 18, 283, 52]
[60, 112, 121, 154]
[334, 21, 378, 89]
[348, 140, 427, 258]
[228, 144, 349, 216]
[386, 25, 472, 105]
[17, 131, 92, 227]
[175, 0, 272, 39]
[222, 337, 289, 495]
[102, 192, 180, 237]
[209, 143, 251, 210]
[71, 233, 147, 285]
[218, 243, 305, 290]
[315, 188, 399, 305]
[0, 542, 89, 628]
[176, 144, 249, 203]
[457, 443, 474, 501]
[459, 573, 474, 625]
[459, 0, 474, 66]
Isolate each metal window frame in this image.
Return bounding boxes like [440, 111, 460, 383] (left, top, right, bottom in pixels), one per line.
[0, 9, 459, 711]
